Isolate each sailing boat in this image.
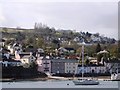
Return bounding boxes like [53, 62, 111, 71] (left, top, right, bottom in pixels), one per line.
[73, 42, 99, 85]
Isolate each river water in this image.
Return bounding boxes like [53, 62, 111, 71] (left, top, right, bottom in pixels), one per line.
[1, 80, 119, 89]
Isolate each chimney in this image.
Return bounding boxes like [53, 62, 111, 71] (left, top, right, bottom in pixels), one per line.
[15, 50, 20, 59]
[30, 52, 33, 56]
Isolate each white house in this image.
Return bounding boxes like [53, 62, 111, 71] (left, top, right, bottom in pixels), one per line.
[104, 59, 120, 74]
[1, 60, 22, 67]
[37, 48, 44, 53]
[77, 65, 106, 74]
[7, 43, 22, 54]
[15, 51, 36, 64]
[91, 35, 101, 42]
[65, 62, 78, 74]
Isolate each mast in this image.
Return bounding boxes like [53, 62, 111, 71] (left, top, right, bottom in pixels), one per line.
[82, 44, 84, 78]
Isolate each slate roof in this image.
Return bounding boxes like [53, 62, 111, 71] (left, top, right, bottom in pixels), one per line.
[42, 58, 79, 63]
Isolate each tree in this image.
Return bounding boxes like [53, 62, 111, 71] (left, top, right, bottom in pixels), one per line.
[26, 37, 35, 45]
[118, 40, 120, 58]
[2, 28, 8, 33]
[15, 32, 25, 41]
[96, 43, 101, 53]
[96, 43, 102, 64]
[97, 54, 103, 64]
[36, 37, 45, 48]
[52, 39, 60, 49]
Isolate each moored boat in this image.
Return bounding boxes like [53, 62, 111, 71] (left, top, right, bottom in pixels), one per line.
[73, 42, 99, 85]
[73, 79, 99, 85]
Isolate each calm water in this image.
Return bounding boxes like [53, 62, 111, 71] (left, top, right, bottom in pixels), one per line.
[1, 80, 119, 89]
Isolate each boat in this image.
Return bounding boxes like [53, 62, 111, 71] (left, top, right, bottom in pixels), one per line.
[73, 79, 99, 85]
[73, 42, 99, 85]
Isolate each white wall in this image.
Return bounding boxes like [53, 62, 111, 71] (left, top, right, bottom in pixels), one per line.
[65, 63, 78, 74]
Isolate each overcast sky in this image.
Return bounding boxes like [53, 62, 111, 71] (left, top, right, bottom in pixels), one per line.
[0, 0, 118, 39]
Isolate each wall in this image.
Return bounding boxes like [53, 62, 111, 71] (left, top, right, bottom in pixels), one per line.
[51, 61, 65, 74]
[65, 63, 78, 74]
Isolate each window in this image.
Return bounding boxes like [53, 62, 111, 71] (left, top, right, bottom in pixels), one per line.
[44, 61, 49, 64]
[44, 70, 49, 72]
[73, 70, 75, 73]
[73, 67, 75, 68]
[31, 57, 34, 59]
[44, 67, 49, 70]
[43, 62, 49, 64]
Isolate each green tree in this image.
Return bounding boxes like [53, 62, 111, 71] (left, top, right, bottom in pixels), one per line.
[52, 39, 60, 49]
[118, 40, 120, 58]
[2, 28, 8, 33]
[36, 37, 45, 48]
[15, 32, 25, 41]
[96, 43, 101, 53]
[96, 43, 102, 64]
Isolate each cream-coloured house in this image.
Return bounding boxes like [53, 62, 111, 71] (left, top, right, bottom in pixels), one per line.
[15, 51, 36, 64]
[20, 55, 36, 64]
[65, 62, 78, 74]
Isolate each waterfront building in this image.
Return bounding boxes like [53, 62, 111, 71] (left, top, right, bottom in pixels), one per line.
[37, 57, 79, 74]
[37, 56, 51, 73]
[1, 60, 22, 67]
[105, 59, 120, 74]
[64, 60, 78, 74]
[77, 65, 106, 74]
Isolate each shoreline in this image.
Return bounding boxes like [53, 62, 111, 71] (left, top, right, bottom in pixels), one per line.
[0, 76, 111, 82]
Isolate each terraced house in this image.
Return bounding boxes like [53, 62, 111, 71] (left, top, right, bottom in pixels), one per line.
[37, 57, 79, 74]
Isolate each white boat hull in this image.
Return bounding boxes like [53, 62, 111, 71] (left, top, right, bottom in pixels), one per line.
[73, 80, 99, 85]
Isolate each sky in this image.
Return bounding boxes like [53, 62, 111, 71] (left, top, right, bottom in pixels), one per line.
[0, 0, 119, 40]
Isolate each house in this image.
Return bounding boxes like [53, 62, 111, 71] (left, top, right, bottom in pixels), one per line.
[1, 48, 11, 62]
[77, 65, 106, 74]
[37, 56, 51, 73]
[58, 47, 75, 54]
[65, 59, 78, 74]
[1, 60, 22, 67]
[51, 59, 78, 74]
[58, 47, 67, 54]
[1, 52, 22, 67]
[15, 51, 36, 64]
[51, 59, 65, 74]
[37, 48, 44, 53]
[73, 37, 80, 42]
[36, 57, 79, 74]
[7, 42, 22, 54]
[91, 35, 101, 43]
[104, 59, 120, 74]
[64, 47, 75, 53]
